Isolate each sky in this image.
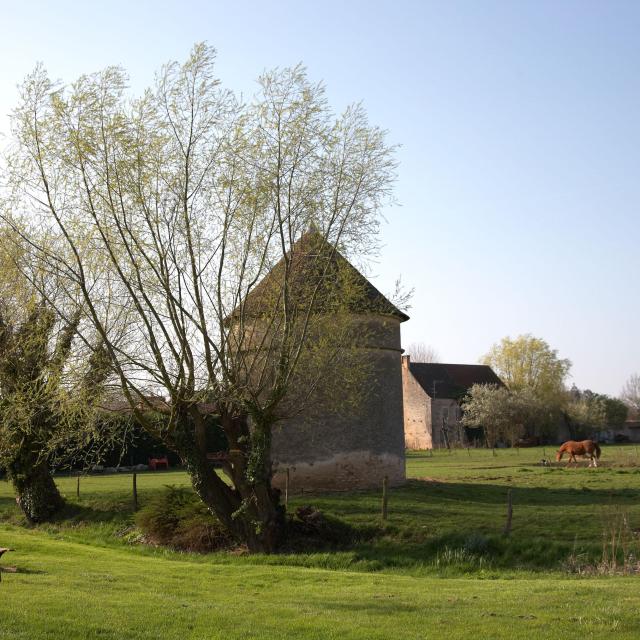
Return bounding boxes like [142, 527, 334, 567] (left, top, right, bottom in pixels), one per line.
[0, 0, 638, 396]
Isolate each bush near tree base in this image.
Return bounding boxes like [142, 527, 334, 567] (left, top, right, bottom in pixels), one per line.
[135, 486, 364, 553]
[136, 486, 235, 553]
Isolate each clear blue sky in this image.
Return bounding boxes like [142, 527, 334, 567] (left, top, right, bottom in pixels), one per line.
[1, 0, 638, 396]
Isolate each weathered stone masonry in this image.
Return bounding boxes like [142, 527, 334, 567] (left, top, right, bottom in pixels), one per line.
[271, 314, 407, 491]
[234, 230, 410, 492]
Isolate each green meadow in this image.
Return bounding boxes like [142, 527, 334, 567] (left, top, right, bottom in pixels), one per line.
[1, 446, 640, 639]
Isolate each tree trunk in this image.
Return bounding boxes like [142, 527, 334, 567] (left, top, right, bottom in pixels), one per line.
[183, 448, 283, 553]
[177, 408, 285, 554]
[233, 415, 284, 553]
[10, 458, 64, 523]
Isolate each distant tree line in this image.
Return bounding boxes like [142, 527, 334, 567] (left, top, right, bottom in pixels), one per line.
[461, 334, 631, 446]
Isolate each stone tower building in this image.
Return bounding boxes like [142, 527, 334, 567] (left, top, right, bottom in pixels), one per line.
[235, 231, 409, 491]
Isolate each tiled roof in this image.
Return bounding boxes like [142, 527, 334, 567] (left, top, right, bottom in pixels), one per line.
[409, 362, 504, 399]
[229, 230, 409, 323]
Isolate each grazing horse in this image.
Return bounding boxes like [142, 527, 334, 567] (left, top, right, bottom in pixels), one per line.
[556, 440, 601, 467]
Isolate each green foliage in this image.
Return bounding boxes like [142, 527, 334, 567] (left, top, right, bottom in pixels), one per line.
[482, 334, 571, 404]
[92, 410, 227, 470]
[135, 485, 360, 553]
[566, 387, 629, 435]
[606, 396, 630, 427]
[460, 384, 539, 446]
[475, 335, 631, 440]
[0, 286, 115, 521]
[0, 223, 116, 519]
[135, 485, 234, 552]
[0, 300, 71, 520]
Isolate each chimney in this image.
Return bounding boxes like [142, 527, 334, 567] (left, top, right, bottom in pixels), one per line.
[402, 354, 410, 370]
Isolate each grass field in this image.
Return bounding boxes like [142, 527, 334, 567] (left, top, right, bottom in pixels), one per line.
[1, 446, 640, 639]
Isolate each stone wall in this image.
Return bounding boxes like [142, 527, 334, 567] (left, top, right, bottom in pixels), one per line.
[402, 355, 432, 449]
[271, 451, 405, 493]
[402, 356, 464, 450]
[270, 314, 406, 491]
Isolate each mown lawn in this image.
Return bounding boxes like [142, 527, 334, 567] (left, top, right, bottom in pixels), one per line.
[1, 445, 640, 639]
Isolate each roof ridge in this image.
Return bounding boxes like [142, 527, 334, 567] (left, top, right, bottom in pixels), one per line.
[230, 229, 410, 322]
[407, 361, 505, 398]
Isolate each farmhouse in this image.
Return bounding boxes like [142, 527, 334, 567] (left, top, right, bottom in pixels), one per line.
[235, 231, 410, 491]
[402, 357, 504, 449]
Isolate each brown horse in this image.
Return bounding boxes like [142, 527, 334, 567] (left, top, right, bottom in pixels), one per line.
[556, 440, 601, 467]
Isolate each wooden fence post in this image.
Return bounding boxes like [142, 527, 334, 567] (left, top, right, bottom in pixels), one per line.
[381, 475, 389, 521]
[76, 474, 80, 499]
[503, 488, 513, 536]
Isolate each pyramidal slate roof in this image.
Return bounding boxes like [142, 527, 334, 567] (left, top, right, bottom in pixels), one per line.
[233, 230, 409, 322]
[409, 362, 504, 399]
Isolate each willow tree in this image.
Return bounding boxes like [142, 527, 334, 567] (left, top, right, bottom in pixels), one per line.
[7, 44, 397, 552]
[0, 304, 67, 521]
[0, 228, 109, 522]
[481, 335, 571, 405]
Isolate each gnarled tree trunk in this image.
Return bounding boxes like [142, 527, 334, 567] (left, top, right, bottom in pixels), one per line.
[9, 450, 64, 523]
[176, 409, 284, 553]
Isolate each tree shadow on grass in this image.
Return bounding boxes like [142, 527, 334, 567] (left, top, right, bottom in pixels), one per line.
[0, 494, 16, 509]
[0, 492, 20, 524]
[1, 567, 48, 575]
[293, 478, 640, 571]
[309, 478, 640, 513]
[1, 493, 132, 529]
[3, 476, 639, 573]
[51, 500, 133, 526]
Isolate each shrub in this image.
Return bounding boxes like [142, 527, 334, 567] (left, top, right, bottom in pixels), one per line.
[136, 489, 369, 554]
[135, 486, 234, 552]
